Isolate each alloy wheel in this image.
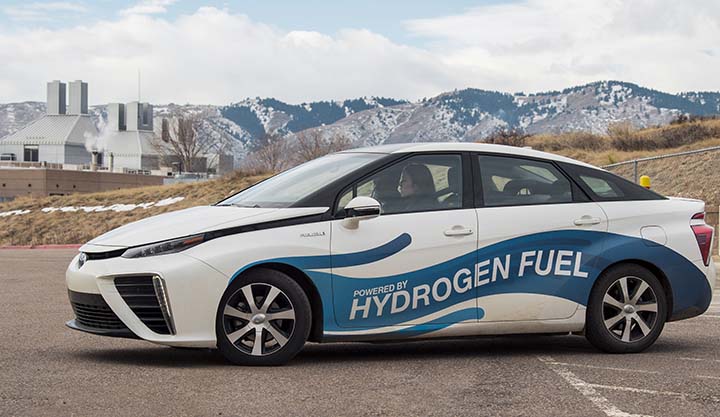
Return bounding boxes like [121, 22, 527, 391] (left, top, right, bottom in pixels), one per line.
[602, 276, 659, 343]
[222, 283, 296, 356]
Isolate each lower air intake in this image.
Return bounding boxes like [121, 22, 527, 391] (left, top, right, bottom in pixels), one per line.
[114, 276, 174, 335]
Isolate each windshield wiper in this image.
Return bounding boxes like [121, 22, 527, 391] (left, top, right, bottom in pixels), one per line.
[220, 203, 262, 208]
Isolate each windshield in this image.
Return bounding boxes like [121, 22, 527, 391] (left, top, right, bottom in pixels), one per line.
[218, 153, 384, 208]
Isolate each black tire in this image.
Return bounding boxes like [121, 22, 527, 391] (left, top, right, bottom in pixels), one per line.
[216, 268, 311, 366]
[586, 264, 667, 353]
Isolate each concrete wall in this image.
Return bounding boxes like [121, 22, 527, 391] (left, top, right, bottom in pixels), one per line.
[64, 144, 92, 165]
[38, 144, 67, 164]
[0, 143, 23, 161]
[0, 168, 163, 200]
[140, 154, 161, 171]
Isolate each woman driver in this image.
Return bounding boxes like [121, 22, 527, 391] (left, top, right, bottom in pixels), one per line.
[398, 163, 437, 211]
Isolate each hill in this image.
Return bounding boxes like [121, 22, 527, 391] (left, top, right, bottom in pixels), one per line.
[2, 81, 720, 165]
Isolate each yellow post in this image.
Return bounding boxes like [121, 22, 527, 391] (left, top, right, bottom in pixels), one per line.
[639, 175, 651, 189]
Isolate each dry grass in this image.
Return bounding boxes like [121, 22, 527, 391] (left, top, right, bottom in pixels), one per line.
[528, 120, 720, 166]
[0, 173, 268, 246]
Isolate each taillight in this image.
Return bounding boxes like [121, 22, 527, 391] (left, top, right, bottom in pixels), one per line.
[691, 212, 713, 266]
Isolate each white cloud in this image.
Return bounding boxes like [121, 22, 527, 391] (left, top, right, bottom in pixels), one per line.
[403, 0, 720, 94]
[0, 7, 460, 104]
[0, 1, 719, 106]
[3, 2, 87, 21]
[120, 0, 178, 16]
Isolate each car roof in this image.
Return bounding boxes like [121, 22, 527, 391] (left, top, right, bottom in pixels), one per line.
[341, 142, 598, 169]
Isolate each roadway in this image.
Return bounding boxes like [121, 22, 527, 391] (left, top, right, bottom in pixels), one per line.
[1, 249, 719, 416]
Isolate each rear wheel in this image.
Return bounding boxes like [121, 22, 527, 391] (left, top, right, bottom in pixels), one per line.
[586, 264, 667, 353]
[216, 268, 311, 366]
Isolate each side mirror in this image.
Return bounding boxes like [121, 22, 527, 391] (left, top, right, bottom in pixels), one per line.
[342, 196, 380, 229]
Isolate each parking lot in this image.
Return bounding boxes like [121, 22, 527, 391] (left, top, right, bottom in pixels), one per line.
[1, 249, 720, 417]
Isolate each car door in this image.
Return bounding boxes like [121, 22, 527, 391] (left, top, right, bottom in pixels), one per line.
[473, 154, 608, 322]
[330, 153, 479, 329]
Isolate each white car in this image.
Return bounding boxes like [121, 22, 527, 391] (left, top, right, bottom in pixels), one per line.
[66, 143, 715, 365]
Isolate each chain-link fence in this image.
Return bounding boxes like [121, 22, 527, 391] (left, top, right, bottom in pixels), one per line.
[603, 146, 720, 255]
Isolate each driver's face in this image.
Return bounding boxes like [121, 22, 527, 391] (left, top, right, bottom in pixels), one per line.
[399, 173, 415, 197]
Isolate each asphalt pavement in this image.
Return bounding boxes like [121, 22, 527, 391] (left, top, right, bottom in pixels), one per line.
[1, 249, 720, 417]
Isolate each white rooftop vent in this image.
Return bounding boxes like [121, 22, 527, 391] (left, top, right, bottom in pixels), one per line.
[46, 81, 66, 115]
[68, 80, 88, 115]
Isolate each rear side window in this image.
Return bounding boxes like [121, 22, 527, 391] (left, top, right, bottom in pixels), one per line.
[478, 155, 573, 207]
[560, 163, 666, 201]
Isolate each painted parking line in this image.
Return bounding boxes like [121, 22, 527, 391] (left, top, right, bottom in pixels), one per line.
[542, 357, 720, 382]
[539, 355, 720, 416]
[585, 384, 685, 398]
[678, 356, 720, 364]
[539, 359, 660, 375]
[537, 355, 652, 417]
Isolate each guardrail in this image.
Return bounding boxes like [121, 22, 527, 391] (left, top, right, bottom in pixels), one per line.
[602, 145, 720, 182]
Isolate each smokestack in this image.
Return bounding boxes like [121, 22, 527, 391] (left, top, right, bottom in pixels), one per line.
[107, 103, 126, 131]
[47, 81, 66, 115]
[126, 102, 153, 131]
[91, 151, 99, 171]
[141, 103, 153, 131]
[125, 101, 140, 131]
[68, 80, 88, 115]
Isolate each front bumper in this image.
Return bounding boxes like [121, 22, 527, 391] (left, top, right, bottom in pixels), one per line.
[65, 251, 230, 348]
[66, 289, 139, 339]
[66, 320, 139, 339]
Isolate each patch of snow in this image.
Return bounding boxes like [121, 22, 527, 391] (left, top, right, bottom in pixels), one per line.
[37, 196, 185, 215]
[0, 209, 30, 217]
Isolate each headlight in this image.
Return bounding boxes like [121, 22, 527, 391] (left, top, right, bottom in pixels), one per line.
[78, 252, 88, 268]
[121, 234, 206, 258]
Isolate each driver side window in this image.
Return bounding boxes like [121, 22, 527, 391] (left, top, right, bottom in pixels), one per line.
[478, 155, 572, 207]
[337, 154, 463, 215]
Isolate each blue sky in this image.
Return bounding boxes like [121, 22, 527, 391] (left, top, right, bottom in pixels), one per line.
[0, 0, 500, 45]
[0, 0, 718, 104]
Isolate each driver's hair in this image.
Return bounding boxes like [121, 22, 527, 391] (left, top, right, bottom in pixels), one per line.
[401, 163, 435, 196]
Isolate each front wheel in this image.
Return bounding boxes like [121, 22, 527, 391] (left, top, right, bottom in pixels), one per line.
[586, 264, 667, 353]
[216, 268, 311, 366]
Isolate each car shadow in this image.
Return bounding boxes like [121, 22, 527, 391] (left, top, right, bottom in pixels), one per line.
[64, 334, 703, 368]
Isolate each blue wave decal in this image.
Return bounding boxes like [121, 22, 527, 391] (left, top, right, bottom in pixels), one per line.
[323, 307, 485, 341]
[229, 229, 711, 340]
[260, 232, 412, 270]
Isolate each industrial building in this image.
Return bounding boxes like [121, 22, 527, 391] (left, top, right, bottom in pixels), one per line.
[0, 80, 94, 165]
[0, 80, 233, 175]
[0, 80, 230, 202]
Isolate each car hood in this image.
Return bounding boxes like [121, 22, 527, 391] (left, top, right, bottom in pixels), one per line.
[82, 205, 329, 251]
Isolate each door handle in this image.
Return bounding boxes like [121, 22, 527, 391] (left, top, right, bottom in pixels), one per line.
[573, 216, 602, 226]
[444, 227, 474, 237]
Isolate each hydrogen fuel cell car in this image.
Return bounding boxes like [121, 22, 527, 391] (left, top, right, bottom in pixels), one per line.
[66, 143, 716, 365]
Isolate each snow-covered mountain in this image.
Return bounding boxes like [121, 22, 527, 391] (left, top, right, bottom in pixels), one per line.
[0, 101, 45, 138]
[304, 81, 720, 145]
[2, 81, 719, 159]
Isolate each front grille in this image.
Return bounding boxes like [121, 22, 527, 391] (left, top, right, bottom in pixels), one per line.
[84, 248, 125, 261]
[69, 291, 128, 330]
[115, 276, 172, 335]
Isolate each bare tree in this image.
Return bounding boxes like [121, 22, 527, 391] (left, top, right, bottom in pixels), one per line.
[243, 132, 290, 174]
[153, 113, 216, 173]
[294, 130, 352, 164]
[484, 128, 530, 147]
